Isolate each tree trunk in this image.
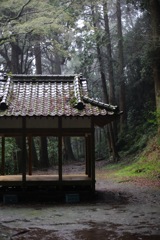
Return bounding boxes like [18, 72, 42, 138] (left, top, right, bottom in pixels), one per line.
[11, 41, 27, 172]
[91, 4, 119, 162]
[103, 1, 115, 105]
[40, 137, 49, 169]
[63, 137, 76, 162]
[11, 40, 20, 74]
[54, 52, 61, 74]
[16, 137, 23, 173]
[31, 137, 39, 168]
[103, 1, 118, 143]
[34, 40, 49, 169]
[150, 0, 160, 133]
[11, 44, 20, 172]
[53, 41, 76, 162]
[116, 0, 127, 131]
[34, 42, 42, 74]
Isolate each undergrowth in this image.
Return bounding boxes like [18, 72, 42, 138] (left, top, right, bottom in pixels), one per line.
[105, 135, 160, 181]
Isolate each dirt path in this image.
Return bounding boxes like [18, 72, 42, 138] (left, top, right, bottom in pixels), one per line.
[0, 164, 160, 240]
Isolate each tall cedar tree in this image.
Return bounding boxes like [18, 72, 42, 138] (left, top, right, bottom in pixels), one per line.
[116, 0, 127, 131]
[91, 3, 119, 161]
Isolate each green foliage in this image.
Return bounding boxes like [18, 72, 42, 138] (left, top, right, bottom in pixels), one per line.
[119, 11, 157, 157]
[0, 0, 77, 73]
[127, 0, 150, 10]
[0, 0, 73, 37]
[70, 96, 78, 106]
[95, 138, 109, 160]
[47, 137, 58, 165]
[117, 115, 157, 156]
[105, 135, 160, 180]
[114, 153, 160, 179]
[0, 137, 18, 175]
[5, 138, 16, 174]
[148, 110, 160, 127]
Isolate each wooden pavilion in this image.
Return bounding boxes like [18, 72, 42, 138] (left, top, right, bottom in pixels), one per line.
[0, 73, 120, 194]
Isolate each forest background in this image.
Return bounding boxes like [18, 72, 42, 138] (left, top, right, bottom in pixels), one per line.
[0, 0, 160, 179]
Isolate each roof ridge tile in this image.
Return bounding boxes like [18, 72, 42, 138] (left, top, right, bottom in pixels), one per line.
[0, 76, 13, 110]
[73, 75, 85, 110]
[83, 96, 118, 112]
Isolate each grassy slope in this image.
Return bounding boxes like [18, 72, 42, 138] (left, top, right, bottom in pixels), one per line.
[102, 136, 160, 182]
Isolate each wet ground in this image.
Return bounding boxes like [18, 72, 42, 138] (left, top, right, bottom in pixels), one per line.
[0, 164, 160, 240]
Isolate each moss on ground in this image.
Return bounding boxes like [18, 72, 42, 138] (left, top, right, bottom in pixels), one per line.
[103, 136, 160, 181]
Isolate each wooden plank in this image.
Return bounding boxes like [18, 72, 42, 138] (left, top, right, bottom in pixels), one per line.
[0, 174, 90, 182]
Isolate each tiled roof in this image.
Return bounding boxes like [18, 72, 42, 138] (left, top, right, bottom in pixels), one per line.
[0, 74, 120, 119]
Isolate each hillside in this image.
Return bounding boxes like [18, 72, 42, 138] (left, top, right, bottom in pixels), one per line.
[97, 135, 160, 187]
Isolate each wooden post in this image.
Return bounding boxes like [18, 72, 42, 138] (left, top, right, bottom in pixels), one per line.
[91, 119, 95, 192]
[1, 136, 5, 175]
[28, 135, 32, 175]
[22, 118, 26, 186]
[85, 134, 91, 176]
[58, 136, 62, 181]
[58, 118, 62, 188]
[87, 134, 92, 178]
[85, 134, 88, 175]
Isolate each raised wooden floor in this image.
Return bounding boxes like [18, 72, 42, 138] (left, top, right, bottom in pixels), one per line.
[0, 174, 92, 187]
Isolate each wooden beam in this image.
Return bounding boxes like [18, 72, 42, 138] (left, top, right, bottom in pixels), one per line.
[0, 128, 92, 136]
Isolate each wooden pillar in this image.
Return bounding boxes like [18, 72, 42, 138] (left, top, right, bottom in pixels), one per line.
[85, 134, 88, 175]
[91, 119, 95, 192]
[85, 134, 91, 176]
[1, 136, 5, 175]
[58, 118, 62, 187]
[28, 135, 32, 175]
[22, 118, 26, 186]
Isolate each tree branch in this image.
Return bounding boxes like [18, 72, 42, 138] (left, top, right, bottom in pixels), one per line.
[7, 0, 32, 22]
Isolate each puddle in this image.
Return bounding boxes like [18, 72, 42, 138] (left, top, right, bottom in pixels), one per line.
[0, 183, 159, 240]
[74, 222, 160, 240]
[1, 221, 159, 240]
[0, 227, 59, 240]
[75, 229, 160, 240]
